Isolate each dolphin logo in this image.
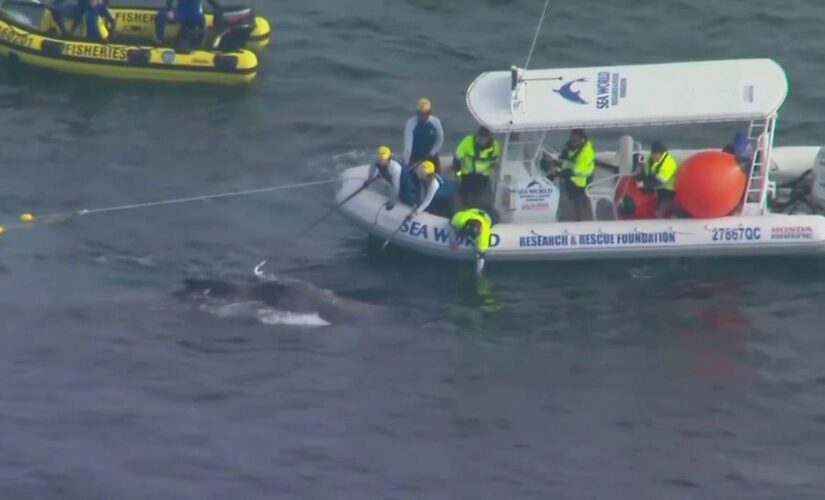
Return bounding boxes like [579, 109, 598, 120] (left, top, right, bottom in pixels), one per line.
[554, 78, 588, 105]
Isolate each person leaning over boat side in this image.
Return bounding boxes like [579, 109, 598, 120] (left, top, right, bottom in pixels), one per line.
[453, 126, 501, 208]
[366, 145, 418, 209]
[407, 160, 456, 219]
[548, 128, 595, 221]
[52, 0, 114, 40]
[155, 0, 219, 44]
[637, 140, 678, 218]
[450, 207, 493, 258]
[403, 98, 444, 171]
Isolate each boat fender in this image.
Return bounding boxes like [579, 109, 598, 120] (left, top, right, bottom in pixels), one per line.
[40, 40, 64, 57]
[126, 49, 151, 66]
[214, 54, 238, 71]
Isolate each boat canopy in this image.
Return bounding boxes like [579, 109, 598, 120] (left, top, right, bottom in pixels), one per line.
[466, 59, 788, 133]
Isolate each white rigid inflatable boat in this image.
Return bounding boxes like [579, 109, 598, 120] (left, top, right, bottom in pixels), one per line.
[335, 58, 825, 262]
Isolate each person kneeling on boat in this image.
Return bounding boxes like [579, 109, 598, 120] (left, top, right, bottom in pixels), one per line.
[546, 129, 595, 221]
[637, 140, 678, 217]
[450, 207, 492, 256]
[155, 0, 219, 45]
[52, 0, 115, 40]
[454, 126, 501, 208]
[407, 160, 456, 219]
[366, 145, 419, 210]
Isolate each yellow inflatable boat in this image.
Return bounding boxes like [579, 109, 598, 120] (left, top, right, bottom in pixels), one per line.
[0, 0, 271, 85]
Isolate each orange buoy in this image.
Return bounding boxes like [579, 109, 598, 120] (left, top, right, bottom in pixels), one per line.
[675, 151, 747, 218]
[615, 176, 657, 219]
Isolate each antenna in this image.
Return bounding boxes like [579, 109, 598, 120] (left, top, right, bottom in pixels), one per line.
[523, 0, 551, 71]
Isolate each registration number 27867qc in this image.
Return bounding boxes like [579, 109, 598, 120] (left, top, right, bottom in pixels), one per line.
[711, 227, 762, 242]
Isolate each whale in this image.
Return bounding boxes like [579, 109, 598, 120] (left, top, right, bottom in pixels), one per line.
[175, 262, 387, 325]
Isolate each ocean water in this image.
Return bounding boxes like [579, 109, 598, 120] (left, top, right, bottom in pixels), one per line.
[2, 0, 825, 497]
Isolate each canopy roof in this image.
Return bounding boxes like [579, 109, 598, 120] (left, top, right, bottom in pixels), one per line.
[465, 59, 788, 132]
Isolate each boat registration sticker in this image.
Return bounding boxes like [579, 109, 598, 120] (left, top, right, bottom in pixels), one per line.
[162, 50, 175, 64]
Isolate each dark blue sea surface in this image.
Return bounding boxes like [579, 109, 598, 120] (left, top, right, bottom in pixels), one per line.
[2, 0, 825, 497]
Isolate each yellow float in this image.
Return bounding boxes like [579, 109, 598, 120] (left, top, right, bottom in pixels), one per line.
[0, 0, 271, 85]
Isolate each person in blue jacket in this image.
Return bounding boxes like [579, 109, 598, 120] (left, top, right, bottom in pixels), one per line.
[52, 0, 115, 40]
[155, 0, 219, 44]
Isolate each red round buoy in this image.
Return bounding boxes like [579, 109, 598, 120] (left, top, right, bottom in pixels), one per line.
[615, 176, 657, 219]
[675, 151, 747, 218]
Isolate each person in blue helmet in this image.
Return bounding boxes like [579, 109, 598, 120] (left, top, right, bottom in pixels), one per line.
[52, 0, 115, 40]
[154, 0, 219, 45]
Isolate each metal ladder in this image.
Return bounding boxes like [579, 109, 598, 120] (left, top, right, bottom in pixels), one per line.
[741, 115, 777, 215]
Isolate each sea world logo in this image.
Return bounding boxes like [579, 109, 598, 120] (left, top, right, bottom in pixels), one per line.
[553, 78, 588, 105]
[400, 220, 500, 248]
[517, 180, 554, 198]
[596, 71, 627, 110]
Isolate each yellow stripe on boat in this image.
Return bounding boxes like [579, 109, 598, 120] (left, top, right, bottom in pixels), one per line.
[0, 1, 268, 85]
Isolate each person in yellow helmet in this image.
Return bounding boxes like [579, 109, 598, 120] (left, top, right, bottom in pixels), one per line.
[637, 140, 679, 217]
[366, 145, 418, 209]
[406, 160, 456, 219]
[546, 129, 595, 221]
[453, 126, 501, 207]
[403, 98, 444, 171]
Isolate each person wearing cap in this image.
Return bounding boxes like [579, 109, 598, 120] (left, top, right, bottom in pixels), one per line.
[454, 126, 501, 207]
[548, 129, 595, 221]
[637, 140, 679, 217]
[403, 98, 444, 171]
[366, 145, 418, 209]
[450, 207, 493, 254]
[407, 160, 456, 218]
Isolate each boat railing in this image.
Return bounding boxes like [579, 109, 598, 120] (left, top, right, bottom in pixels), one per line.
[585, 172, 628, 221]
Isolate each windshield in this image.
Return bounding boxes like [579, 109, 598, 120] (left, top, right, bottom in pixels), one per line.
[0, 0, 46, 30]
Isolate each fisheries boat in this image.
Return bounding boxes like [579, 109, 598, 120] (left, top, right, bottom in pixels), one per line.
[334, 58, 825, 263]
[0, 0, 271, 84]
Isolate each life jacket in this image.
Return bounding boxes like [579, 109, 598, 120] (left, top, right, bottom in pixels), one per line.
[644, 152, 678, 191]
[559, 139, 595, 188]
[456, 135, 501, 177]
[450, 208, 492, 251]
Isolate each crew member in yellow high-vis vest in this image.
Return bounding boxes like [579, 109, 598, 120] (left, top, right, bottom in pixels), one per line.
[453, 126, 501, 207]
[638, 140, 679, 217]
[551, 129, 595, 221]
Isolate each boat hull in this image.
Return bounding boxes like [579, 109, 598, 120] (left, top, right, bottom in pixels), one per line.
[0, 4, 266, 85]
[336, 159, 825, 262]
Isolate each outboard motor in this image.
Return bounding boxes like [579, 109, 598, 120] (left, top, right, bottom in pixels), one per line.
[211, 6, 255, 52]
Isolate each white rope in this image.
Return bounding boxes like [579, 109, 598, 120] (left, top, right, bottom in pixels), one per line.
[524, 0, 551, 70]
[75, 179, 335, 215]
[1, 179, 335, 233]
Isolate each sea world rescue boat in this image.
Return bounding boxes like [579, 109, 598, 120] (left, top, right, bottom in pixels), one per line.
[335, 58, 825, 262]
[0, 0, 271, 84]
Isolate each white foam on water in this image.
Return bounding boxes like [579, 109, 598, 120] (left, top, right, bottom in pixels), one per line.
[202, 301, 330, 328]
[257, 309, 331, 327]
